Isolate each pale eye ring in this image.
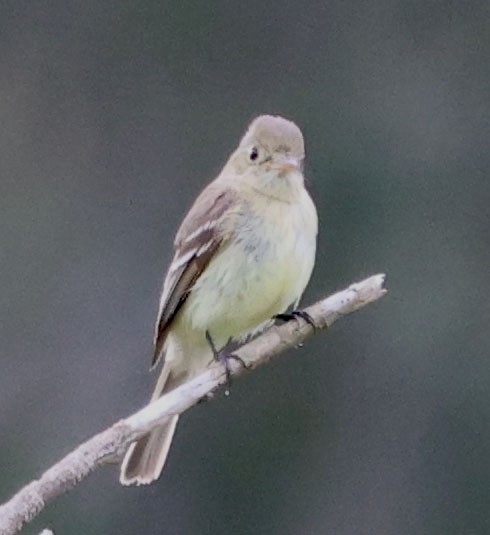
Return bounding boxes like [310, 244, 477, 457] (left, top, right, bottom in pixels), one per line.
[249, 146, 259, 161]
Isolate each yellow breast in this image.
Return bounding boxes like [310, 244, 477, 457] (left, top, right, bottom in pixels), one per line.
[182, 190, 317, 347]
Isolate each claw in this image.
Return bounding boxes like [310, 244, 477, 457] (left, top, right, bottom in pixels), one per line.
[205, 330, 251, 387]
[274, 309, 317, 329]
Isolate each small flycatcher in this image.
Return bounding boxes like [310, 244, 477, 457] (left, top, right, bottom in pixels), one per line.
[120, 115, 318, 485]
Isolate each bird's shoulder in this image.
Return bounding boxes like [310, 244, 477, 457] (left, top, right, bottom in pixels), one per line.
[174, 181, 239, 250]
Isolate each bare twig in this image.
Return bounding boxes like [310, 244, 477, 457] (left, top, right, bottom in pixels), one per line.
[0, 274, 387, 535]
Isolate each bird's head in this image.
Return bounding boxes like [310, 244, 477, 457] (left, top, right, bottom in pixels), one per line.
[223, 115, 306, 201]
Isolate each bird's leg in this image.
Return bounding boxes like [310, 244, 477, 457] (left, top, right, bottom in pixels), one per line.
[205, 331, 251, 386]
[274, 309, 317, 329]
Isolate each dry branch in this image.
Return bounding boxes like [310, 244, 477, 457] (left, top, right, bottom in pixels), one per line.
[0, 274, 387, 535]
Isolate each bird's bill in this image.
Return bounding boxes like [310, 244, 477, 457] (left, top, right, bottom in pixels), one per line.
[271, 155, 302, 174]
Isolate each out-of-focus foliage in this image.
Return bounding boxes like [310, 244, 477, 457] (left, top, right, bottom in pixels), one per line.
[1, 1, 489, 534]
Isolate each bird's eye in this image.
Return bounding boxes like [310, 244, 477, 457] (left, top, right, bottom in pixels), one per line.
[249, 146, 259, 161]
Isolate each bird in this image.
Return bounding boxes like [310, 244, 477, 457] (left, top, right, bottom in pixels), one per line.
[120, 114, 318, 485]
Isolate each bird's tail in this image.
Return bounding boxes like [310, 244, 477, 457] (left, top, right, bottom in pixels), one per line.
[120, 356, 187, 486]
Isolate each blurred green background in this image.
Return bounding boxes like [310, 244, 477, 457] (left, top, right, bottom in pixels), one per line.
[1, 1, 489, 534]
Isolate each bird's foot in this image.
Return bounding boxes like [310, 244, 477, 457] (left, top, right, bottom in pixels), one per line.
[205, 331, 251, 387]
[274, 309, 317, 329]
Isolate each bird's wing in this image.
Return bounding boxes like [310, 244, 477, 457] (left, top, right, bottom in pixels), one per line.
[151, 185, 238, 367]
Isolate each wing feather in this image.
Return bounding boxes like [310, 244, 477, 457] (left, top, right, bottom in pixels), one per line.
[151, 185, 237, 367]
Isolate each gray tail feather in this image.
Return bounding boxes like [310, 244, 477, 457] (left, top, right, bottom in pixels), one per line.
[119, 415, 179, 485]
[120, 362, 186, 486]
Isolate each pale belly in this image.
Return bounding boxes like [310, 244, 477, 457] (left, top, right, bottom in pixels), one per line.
[181, 199, 316, 347]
